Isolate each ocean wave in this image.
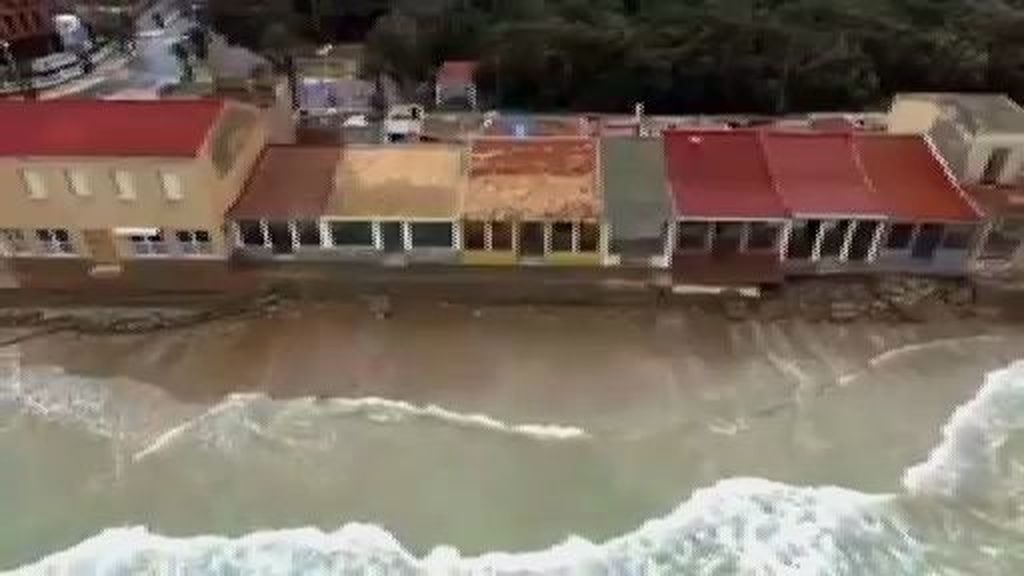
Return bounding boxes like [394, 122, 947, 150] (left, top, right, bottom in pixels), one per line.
[133, 393, 590, 462]
[904, 359, 1024, 503]
[4, 478, 925, 576]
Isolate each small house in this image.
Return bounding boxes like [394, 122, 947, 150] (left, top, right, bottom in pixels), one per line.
[461, 137, 606, 266]
[600, 137, 672, 267]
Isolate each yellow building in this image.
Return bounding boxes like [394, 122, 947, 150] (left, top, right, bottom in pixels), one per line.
[0, 99, 267, 271]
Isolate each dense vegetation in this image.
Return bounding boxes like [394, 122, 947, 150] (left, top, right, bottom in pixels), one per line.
[209, 0, 1024, 114]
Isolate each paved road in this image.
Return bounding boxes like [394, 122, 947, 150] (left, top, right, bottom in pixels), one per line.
[46, 0, 193, 99]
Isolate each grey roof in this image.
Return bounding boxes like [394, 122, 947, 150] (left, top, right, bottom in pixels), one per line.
[600, 137, 671, 240]
[898, 93, 1024, 135]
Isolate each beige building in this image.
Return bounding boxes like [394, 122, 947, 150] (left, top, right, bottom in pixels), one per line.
[0, 99, 267, 271]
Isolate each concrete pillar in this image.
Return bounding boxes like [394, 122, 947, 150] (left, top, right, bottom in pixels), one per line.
[571, 222, 581, 253]
[371, 221, 384, 251]
[867, 222, 886, 263]
[511, 221, 520, 256]
[599, 222, 611, 261]
[402, 222, 413, 252]
[704, 222, 716, 254]
[811, 221, 829, 262]
[484, 221, 494, 251]
[288, 220, 300, 251]
[259, 219, 271, 249]
[543, 222, 552, 255]
[839, 221, 858, 262]
[664, 221, 677, 263]
[906, 224, 922, 254]
[738, 222, 751, 253]
[778, 221, 793, 262]
[232, 222, 243, 248]
[451, 221, 462, 250]
[319, 220, 333, 248]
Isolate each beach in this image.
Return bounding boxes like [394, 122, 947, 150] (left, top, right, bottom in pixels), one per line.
[3, 299, 1024, 573]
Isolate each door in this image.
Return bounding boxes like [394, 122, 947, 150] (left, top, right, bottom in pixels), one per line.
[381, 222, 403, 253]
[912, 224, 943, 261]
[83, 229, 119, 265]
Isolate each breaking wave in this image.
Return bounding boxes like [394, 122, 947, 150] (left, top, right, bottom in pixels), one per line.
[4, 478, 925, 576]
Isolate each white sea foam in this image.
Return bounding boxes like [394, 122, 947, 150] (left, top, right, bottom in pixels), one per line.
[904, 360, 1024, 502]
[4, 478, 926, 576]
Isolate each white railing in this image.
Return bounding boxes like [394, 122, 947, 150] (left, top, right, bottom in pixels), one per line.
[0, 44, 120, 95]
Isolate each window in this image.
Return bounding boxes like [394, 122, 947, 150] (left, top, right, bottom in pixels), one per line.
[746, 222, 779, 251]
[464, 221, 486, 250]
[160, 171, 184, 201]
[329, 221, 373, 246]
[129, 230, 167, 256]
[981, 147, 1010, 185]
[0, 229, 28, 255]
[410, 222, 454, 248]
[551, 222, 574, 252]
[520, 222, 545, 255]
[34, 228, 74, 255]
[295, 221, 321, 247]
[819, 221, 850, 258]
[492, 222, 513, 250]
[175, 230, 213, 255]
[941, 225, 974, 250]
[677, 222, 709, 251]
[113, 170, 136, 200]
[578, 222, 599, 252]
[713, 223, 744, 254]
[22, 169, 46, 199]
[886, 223, 915, 250]
[66, 170, 91, 197]
[239, 220, 265, 247]
[786, 220, 817, 260]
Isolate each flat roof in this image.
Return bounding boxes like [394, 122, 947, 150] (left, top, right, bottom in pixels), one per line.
[464, 137, 600, 220]
[0, 99, 225, 157]
[600, 138, 671, 239]
[228, 146, 341, 220]
[855, 134, 981, 222]
[326, 145, 463, 218]
[760, 131, 886, 217]
[664, 130, 787, 219]
[895, 93, 1024, 135]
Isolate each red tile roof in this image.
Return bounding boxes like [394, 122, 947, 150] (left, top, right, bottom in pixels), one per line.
[664, 130, 787, 219]
[856, 135, 981, 222]
[0, 99, 225, 157]
[760, 131, 886, 217]
[228, 146, 341, 220]
[437, 60, 478, 85]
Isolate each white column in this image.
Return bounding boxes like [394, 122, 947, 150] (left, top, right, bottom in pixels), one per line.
[906, 224, 921, 254]
[811, 221, 829, 261]
[543, 222, 552, 255]
[867, 222, 886, 263]
[319, 220, 333, 248]
[839, 221, 858, 262]
[232, 222, 243, 248]
[288, 220, 300, 251]
[402, 222, 413, 252]
[451, 221, 462, 250]
[259, 219, 271, 249]
[704, 222, 715, 253]
[599, 222, 611, 260]
[738, 222, 751, 253]
[664, 221, 677, 264]
[571, 222, 581, 253]
[778, 221, 794, 262]
[371, 221, 384, 251]
[483, 221, 494, 251]
[512, 221, 520, 256]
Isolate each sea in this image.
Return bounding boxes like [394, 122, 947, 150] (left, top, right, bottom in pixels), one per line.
[1, 309, 1024, 575]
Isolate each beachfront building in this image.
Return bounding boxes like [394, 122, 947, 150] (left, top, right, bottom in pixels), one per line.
[889, 93, 1024, 275]
[228, 144, 462, 265]
[600, 137, 672, 268]
[461, 137, 607, 266]
[663, 130, 790, 285]
[435, 60, 478, 110]
[0, 99, 267, 272]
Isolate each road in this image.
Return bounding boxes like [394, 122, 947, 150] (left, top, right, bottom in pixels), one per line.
[44, 0, 193, 99]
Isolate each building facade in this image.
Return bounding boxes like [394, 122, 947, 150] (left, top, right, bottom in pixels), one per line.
[0, 99, 268, 272]
[0, 0, 57, 60]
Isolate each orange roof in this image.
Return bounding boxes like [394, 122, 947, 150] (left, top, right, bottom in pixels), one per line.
[464, 137, 600, 220]
[228, 146, 341, 220]
[0, 99, 224, 157]
[855, 135, 981, 222]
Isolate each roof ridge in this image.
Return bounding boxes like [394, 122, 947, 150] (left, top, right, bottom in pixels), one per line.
[848, 134, 885, 214]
